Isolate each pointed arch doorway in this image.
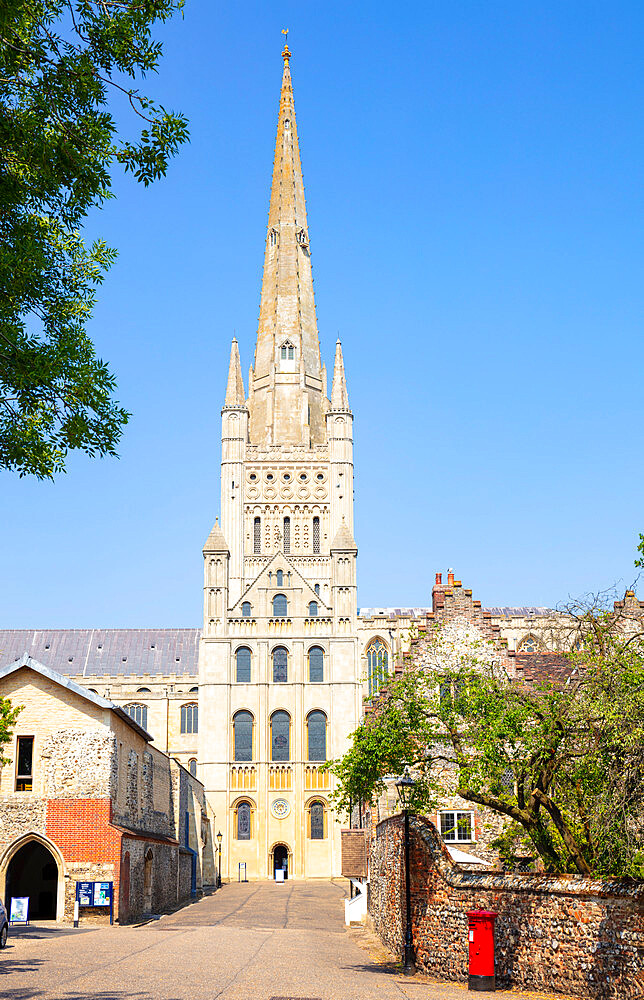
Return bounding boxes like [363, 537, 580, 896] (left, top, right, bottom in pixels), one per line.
[6, 839, 59, 919]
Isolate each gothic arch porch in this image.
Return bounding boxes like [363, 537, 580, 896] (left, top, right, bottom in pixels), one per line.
[0, 832, 66, 920]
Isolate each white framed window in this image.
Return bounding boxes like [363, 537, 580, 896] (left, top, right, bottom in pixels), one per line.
[439, 810, 474, 843]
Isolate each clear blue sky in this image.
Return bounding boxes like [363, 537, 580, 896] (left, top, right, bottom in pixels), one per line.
[2, 2, 643, 626]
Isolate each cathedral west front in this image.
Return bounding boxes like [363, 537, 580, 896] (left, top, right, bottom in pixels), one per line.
[198, 42, 361, 880]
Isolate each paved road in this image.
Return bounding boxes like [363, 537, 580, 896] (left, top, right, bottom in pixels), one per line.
[0, 881, 564, 1000]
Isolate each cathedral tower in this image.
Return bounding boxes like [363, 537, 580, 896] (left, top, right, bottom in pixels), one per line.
[198, 44, 361, 880]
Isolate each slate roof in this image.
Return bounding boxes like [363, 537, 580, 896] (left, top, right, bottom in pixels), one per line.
[0, 629, 200, 678]
[359, 607, 553, 619]
[359, 608, 433, 618]
[485, 607, 552, 617]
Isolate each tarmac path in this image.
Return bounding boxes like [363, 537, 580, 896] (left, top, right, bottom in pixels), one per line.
[0, 881, 568, 1000]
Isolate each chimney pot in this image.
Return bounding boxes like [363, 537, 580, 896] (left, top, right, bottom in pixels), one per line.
[447, 569, 455, 586]
[435, 572, 442, 585]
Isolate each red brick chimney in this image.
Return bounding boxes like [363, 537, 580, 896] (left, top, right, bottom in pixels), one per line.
[432, 572, 445, 611]
[447, 568, 455, 587]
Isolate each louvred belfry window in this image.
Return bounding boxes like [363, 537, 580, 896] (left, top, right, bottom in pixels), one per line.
[283, 517, 290, 554]
[313, 517, 320, 554]
[253, 517, 261, 554]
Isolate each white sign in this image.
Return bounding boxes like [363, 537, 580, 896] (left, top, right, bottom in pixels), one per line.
[275, 869, 285, 883]
[10, 897, 29, 924]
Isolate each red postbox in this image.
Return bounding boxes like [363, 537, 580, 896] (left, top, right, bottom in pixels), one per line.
[466, 909, 498, 991]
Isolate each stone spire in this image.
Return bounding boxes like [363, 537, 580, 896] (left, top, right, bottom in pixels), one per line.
[224, 338, 246, 407]
[330, 339, 350, 410]
[249, 43, 324, 446]
[203, 518, 229, 553]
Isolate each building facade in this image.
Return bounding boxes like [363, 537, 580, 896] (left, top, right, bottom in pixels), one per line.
[0, 654, 213, 922]
[198, 43, 362, 880]
[0, 47, 608, 892]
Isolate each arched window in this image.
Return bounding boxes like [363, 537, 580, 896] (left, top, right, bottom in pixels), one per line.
[189, 686, 198, 693]
[241, 601, 251, 618]
[188, 758, 197, 778]
[137, 687, 151, 693]
[314, 584, 320, 596]
[272, 646, 288, 683]
[125, 703, 148, 730]
[233, 711, 253, 762]
[180, 703, 198, 735]
[271, 710, 290, 761]
[276, 569, 284, 587]
[236, 647, 251, 683]
[307, 711, 327, 762]
[235, 800, 252, 840]
[272, 594, 287, 617]
[308, 601, 318, 617]
[367, 639, 389, 697]
[308, 646, 324, 683]
[309, 800, 325, 840]
[518, 635, 539, 653]
[283, 517, 290, 554]
[313, 516, 320, 554]
[280, 340, 295, 360]
[253, 517, 261, 554]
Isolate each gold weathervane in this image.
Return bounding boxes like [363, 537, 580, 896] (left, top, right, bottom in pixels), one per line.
[281, 27, 290, 60]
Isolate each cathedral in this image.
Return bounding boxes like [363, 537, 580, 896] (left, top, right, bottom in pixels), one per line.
[0, 45, 562, 889]
[198, 42, 361, 880]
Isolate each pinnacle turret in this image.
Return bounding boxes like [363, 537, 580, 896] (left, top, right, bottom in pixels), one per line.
[224, 338, 246, 407]
[330, 339, 350, 410]
[203, 518, 229, 553]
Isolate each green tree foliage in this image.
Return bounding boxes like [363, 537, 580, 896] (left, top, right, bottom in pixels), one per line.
[330, 608, 644, 878]
[0, 697, 22, 765]
[1, 0, 189, 478]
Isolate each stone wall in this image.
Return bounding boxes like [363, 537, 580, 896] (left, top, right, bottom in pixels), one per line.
[121, 837, 189, 920]
[369, 814, 644, 999]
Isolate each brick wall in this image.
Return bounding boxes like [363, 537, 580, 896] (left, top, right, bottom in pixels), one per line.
[368, 814, 644, 999]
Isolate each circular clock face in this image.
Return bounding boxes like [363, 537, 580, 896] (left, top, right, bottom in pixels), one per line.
[271, 798, 290, 820]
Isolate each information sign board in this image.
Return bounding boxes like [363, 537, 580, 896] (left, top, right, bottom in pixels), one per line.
[9, 897, 29, 924]
[77, 882, 93, 906]
[93, 883, 110, 906]
[74, 881, 113, 926]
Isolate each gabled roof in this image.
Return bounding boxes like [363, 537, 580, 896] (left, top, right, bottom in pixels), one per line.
[230, 550, 330, 614]
[0, 653, 152, 741]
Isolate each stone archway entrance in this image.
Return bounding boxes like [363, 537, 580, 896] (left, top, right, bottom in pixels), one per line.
[6, 840, 59, 919]
[272, 844, 289, 879]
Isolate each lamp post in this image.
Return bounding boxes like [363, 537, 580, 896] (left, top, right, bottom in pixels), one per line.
[396, 766, 416, 976]
[216, 830, 222, 889]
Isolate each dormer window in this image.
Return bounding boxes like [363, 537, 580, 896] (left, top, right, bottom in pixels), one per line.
[269, 228, 278, 247]
[284, 118, 290, 130]
[280, 341, 295, 361]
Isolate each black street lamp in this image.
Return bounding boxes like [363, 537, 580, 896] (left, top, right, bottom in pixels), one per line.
[216, 830, 223, 888]
[396, 766, 416, 976]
